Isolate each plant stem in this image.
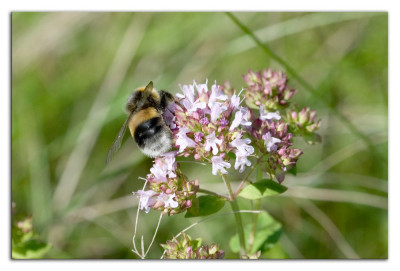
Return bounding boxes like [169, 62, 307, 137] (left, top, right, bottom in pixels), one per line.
[234, 155, 265, 198]
[230, 201, 246, 256]
[248, 199, 260, 253]
[221, 174, 246, 255]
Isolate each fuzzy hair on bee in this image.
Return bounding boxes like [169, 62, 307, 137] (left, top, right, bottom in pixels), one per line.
[106, 81, 175, 164]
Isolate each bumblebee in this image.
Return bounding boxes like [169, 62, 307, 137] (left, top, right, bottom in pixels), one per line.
[106, 81, 175, 163]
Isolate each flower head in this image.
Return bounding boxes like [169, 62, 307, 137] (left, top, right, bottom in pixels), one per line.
[137, 152, 198, 215]
[172, 80, 255, 175]
[243, 68, 297, 110]
[286, 107, 322, 144]
[161, 233, 225, 259]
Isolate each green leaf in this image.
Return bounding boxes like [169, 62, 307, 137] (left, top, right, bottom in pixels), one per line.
[238, 179, 287, 200]
[185, 195, 226, 218]
[12, 239, 52, 259]
[229, 211, 282, 254]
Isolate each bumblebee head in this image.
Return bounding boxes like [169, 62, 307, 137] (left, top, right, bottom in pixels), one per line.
[126, 81, 160, 113]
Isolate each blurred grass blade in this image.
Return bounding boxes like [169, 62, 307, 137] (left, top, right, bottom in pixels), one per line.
[297, 200, 359, 259]
[52, 14, 152, 211]
[283, 187, 387, 209]
[227, 12, 377, 55]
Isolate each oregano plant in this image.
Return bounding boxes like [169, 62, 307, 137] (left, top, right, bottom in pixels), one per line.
[131, 67, 321, 259]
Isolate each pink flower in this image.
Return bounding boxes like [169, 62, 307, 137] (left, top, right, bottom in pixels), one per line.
[211, 155, 231, 175]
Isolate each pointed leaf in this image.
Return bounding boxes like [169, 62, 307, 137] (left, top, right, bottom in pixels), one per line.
[185, 195, 226, 218]
[238, 179, 287, 200]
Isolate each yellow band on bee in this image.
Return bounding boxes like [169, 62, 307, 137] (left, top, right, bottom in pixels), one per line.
[128, 107, 159, 137]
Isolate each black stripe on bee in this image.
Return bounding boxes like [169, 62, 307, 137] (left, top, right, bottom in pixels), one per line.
[134, 117, 163, 147]
[159, 90, 174, 110]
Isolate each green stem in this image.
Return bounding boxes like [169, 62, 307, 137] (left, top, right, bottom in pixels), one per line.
[248, 199, 260, 254]
[234, 155, 265, 198]
[221, 174, 246, 256]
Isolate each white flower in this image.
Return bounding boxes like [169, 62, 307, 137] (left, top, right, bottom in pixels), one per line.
[205, 131, 223, 155]
[176, 84, 194, 100]
[230, 135, 254, 156]
[259, 105, 281, 121]
[230, 90, 242, 110]
[208, 82, 228, 108]
[162, 151, 178, 178]
[211, 155, 231, 175]
[262, 132, 282, 152]
[234, 152, 252, 173]
[230, 135, 254, 173]
[210, 102, 227, 123]
[194, 80, 209, 94]
[158, 192, 179, 208]
[229, 107, 252, 131]
[150, 162, 168, 182]
[178, 84, 206, 113]
[176, 127, 197, 153]
[134, 190, 158, 213]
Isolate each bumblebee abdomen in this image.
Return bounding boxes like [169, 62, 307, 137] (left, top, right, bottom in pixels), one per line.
[134, 117, 162, 146]
[133, 117, 172, 157]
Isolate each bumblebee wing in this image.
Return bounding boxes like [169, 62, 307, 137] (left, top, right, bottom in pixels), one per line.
[106, 114, 132, 164]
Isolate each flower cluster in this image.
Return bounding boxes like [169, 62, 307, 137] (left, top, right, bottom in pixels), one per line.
[171, 81, 254, 175]
[161, 233, 225, 259]
[133, 151, 198, 216]
[243, 68, 297, 111]
[247, 110, 303, 183]
[134, 68, 321, 210]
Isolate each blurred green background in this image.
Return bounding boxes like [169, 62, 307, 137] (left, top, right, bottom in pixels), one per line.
[11, 12, 388, 259]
